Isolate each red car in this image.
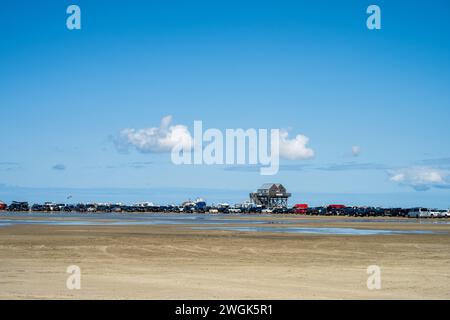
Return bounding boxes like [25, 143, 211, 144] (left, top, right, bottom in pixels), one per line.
[293, 203, 308, 214]
[0, 201, 7, 211]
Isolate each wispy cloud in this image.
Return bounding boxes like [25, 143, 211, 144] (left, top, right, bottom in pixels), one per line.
[52, 164, 66, 171]
[415, 157, 450, 169]
[317, 162, 389, 171]
[105, 162, 154, 170]
[127, 161, 153, 169]
[0, 162, 20, 171]
[226, 162, 388, 172]
[389, 166, 450, 191]
[224, 164, 310, 172]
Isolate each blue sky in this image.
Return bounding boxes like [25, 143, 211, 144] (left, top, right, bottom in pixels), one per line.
[1, 0, 450, 207]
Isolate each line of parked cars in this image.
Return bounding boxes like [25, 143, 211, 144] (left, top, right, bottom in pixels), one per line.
[0, 201, 262, 214]
[0, 200, 449, 218]
[407, 208, 450, 218]
[300, 206, 449, 218]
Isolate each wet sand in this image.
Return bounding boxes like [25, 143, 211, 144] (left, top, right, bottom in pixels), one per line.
[0, 215, 449, 299]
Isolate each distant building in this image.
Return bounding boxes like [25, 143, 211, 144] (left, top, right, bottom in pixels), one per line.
[249, 183, 291, 208]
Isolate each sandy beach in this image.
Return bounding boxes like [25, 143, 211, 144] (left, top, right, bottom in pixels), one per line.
[0, 215, 449, 299]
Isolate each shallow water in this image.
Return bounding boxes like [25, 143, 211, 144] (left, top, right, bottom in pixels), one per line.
[191, 226, 434, 235]
[0, 214, 269, 226]
[0, 212, 444, 235]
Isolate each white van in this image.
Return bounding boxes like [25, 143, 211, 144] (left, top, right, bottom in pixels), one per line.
[408, 208, 430, 218]
[427, 209, 450, 218]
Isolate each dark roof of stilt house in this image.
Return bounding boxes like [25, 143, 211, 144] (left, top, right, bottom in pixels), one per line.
[256, 183, 289, 195]
[259, 183, 280, 189]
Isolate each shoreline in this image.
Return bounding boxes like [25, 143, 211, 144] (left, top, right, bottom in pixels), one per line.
[2, 210, 450, 217]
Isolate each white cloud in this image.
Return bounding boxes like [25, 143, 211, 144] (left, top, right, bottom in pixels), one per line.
[351, 145, 361, 157]
[117, 116, 193, 153]
[279, 130, 314, 160]
[389, 166, 450, 191]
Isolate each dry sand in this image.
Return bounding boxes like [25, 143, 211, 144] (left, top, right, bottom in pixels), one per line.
[0, 216, 449, 299]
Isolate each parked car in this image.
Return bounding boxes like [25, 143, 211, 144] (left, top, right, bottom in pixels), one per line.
[327, 204, 346, 215]
[384, 208, 409, 217]
[366, 207, 385, 217]
[217, 203, 230, 214]
[86, 206, 97, 213]
[31, 204, 46, 212]
[293, 204, 308, 214]
[0, 201, 7, 211]
[8, 201, 29, 212]
[194, 200, 207, 213]
[429, 209, 443, 218]
[306, 206, 327, 215]
[64, 205, 75, 212]
[432, 210, 449, 218]
[272, 207, 289, 214]
[246, 206, 262, 213]
[408, 208, 430, 218]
